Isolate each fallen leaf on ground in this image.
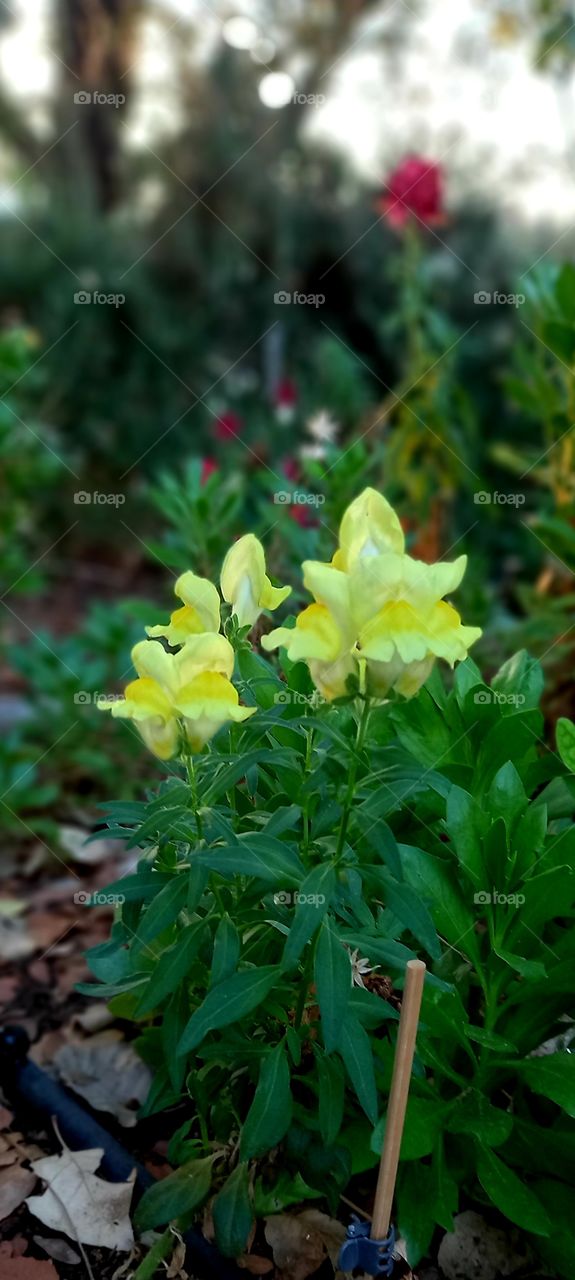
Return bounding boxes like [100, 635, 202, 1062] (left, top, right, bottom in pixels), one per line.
[0, 916, 36, 962]
[238, 1255, 274, 1274]
[0, 1235, 28, 1257]
[0, 1107, 14, 1129]
[59, 825, 118, 866]
[437, 1211, 534, 1280]
[0, 1164, 37, 1221]
[26, 1144, 135, 1251]
[33, 1235, 81, 1265]
[264, 1211, 342, 1280]
[0, 1259, 58, 1280]
[0, 976, 20, 1003]
[54, 1034, 152, 1127]
[72, 1003, 114, 1033]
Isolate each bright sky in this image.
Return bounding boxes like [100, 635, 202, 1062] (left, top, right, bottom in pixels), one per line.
[1, 0, 575, 225]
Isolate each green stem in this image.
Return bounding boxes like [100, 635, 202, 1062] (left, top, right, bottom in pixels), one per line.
[335, 698, 371, 859]
[294, 941, 315, 1030]
[184, 747, 203, 842]
[301, 725, 313, 856]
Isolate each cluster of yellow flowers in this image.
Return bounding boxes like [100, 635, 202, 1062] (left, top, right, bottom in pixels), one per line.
[101, 487, 481, 760]
[263, 488, 481, 701]
[99, 534, 290, 759]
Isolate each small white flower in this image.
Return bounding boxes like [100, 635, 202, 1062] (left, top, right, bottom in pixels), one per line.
[306, 409, 339, 445]
[348, 947, 379, 988]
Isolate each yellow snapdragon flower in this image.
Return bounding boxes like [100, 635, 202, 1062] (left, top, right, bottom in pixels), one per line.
[263, 487, 481, 701]
[99, 636, 255, 759]
[146, 571, 221, 646]
[220, 534, 291, 629]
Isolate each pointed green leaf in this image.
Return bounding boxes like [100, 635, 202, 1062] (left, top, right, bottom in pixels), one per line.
[314, 924, 351, 1053]
[240, 1043, 292, 1159]
[178, 966, 279, 1055]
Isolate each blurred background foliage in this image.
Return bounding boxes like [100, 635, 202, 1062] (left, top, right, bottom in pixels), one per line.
[1, 0, 575, 844]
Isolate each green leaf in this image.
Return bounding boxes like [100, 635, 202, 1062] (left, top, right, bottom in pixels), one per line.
[446, 1092, 513, 1147]
[463, 1026, 516, 1053]
[486, 763, 526, 836]
[314, 924, 351, 1053]
[557, 718, 575, 773]
[399, 845, 479, 962]
[396, 1163, 436, 1264]
[520, 1054, 575, 1117]
[213, 1164, 254, 1257]
[134, 1155, 214, 1230]
[178, 966, 279, 1055]
[380, 872, 440, 960]
[355, 813, 403, 880]
[338, 1017, 378, 1124]
[138, 875, 188, 943]
[240, 1043, 292, 1159]
[491, 651, 543, 710]
[315, 1053, 345, 1146]
[210, 915, 240, 987]
[282, 864, 335, 970]
[445, 786, 486, 885]
[136, 921, 206, 1015]
[476, 1147, 550, 1235]
[494, 948, 547, 981]
[372, 1098, 444, 1161]
[196, 835, 304, 886]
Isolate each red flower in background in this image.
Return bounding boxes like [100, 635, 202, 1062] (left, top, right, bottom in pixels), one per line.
[283, 457, 300, 483]
[201, 458, 218, 484]
[377, 156, 444, 229]
[215, 410, 243, 441]
[274, 377, 298, 409]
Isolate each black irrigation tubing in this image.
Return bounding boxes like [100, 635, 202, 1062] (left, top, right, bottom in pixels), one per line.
[0, 1026, 243, 1280]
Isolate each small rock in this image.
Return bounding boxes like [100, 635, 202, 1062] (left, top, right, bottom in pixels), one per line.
[438, 1211, 533, 1280]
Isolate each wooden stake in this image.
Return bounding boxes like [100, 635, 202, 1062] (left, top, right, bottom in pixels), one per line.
[371, 959, 426, 1240]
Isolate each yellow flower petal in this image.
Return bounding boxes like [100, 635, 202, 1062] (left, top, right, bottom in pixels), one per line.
[131, 640, 179, 697]
[220, 534, 265, 627]
[338, 487, 405, 571]
[221, 534, 290, 627]
[260, 576, 292, 612]
[174, 571, 221, 631]
[175, 633, 235, 683]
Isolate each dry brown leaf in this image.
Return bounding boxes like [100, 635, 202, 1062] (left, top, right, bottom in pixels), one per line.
[0, 1260, 58, 1280]
[166, 1234, 188, 1279]
[297, 1210, 346, 1268]
[0, 1164, 37, 1221]
[54, 1035, 152, 1127]
[26, 1144, 135, 1251]
[33, 1235, 81, 1265]
[58, 825, 118, 865]
[0, 1107, 14, 1130]
[0, 916, 36, 961]
[264, 1214, 325, 1280]
[238, 1254, 274, 1274]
